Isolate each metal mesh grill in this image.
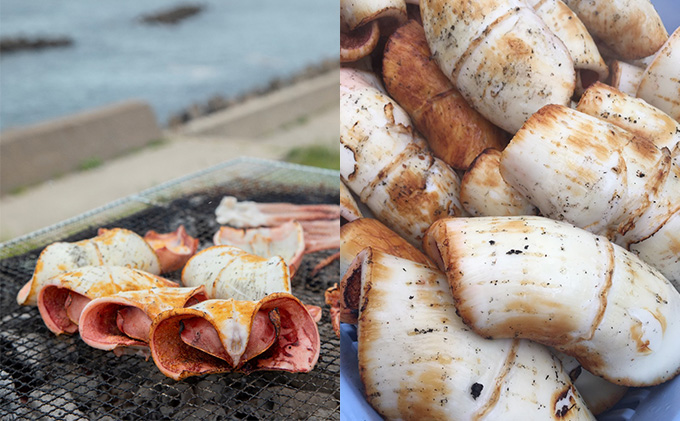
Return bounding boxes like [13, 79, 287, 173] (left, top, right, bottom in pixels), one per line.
[0, 158, 340, 420]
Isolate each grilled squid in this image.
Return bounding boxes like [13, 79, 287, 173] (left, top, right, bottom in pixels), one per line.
[214, 196, 340, 228]
[420, 0, 575, 133]
[499, 104, 680, 284]
[213, 221, 305, 276]
[460, 149, 539, 217]
[609, 60, 645, 96]
[349, 247, 594, 420]
[79, 286, 208, 357]
[181, 245, 291, 301]
[17, 228, 161, 306]
[636, 27, 680, 123]
[340, 182, 363, 223]
[577, 82, 680, 151]
[35, 266, 178, 335]
[143, 225, 199, 273]
[382, 20, 507, 170]
[561, 0, 667, 60]
[340, 67, 465, 246]
[423, 216, 680, 386]
[527, 0, 608, 94]
[149, 293, 320, 380]
[340, 0, 407, 63]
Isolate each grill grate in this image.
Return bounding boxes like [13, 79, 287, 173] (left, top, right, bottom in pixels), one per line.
[0, 159, 340, 420]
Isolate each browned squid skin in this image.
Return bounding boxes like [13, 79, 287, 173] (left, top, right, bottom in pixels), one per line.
[382, 20, 508, 170]
[143, 225, 199, 273]
[341, 20, 380, 63]
[339, 218, 436, 325]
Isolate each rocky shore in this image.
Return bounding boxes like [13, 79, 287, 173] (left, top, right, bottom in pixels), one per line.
[141, 4, 205, 25]
[166, 58, 339, 128]
[0, 36, 73, 53]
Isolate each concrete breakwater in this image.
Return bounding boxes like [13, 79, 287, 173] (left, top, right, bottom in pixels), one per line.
[167, 58, 339, 127]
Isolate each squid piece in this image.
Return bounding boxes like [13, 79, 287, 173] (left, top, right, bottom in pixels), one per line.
[527, 0, 608, 94]
[340, 182, 362, 223]
[214, 196, 340, 228]
[499, 104, 680, 283]
[636, 27, 680, 122]
[213, 220, 305, 276]
[79, 286, 208, 357]
[181, 245, 291, 301]
[420, 0, 575, 133]
[17, 228, 161, 306]
[382, 20, 507, 170]
[423, 216, 680, 386]
[340, 67, 465, 246]
[577, 82, 680, 151]
[144, 225, 199, 273]
[340, 0, 407, 63]
[340, 217, 433, 277]
[324, 283, 341, 337]
[349, 247, 594, 420]
[340, 217, 435, 325]
[149, 293, 320, 380]
[556, 353, 629, 415]
[609, 60, 644, 96]
[341, 20, 380, 63]
[561, 0, 667, 60]
[298, 219, 340, 254]
[36, 266, 178, 335]
[460, 149, 539, 217]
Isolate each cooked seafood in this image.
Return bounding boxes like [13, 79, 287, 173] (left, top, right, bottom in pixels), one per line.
[424, 216, 680, 386]
[350, 247, 593, 420]
[636, 27, 680, 122]
[577, 82, 680, 151]
[79, 286, 208, 357]
[340, 67, 465, 246]
[499, 104, 680, 283]
[609, 60, 645, 95]
[144, 225, 199, 273]
[214, 196, 340, 228]
[460, 149, 539, 217]
[340, 0, 407, 62]
[213, 220, 305, 276]
[420, 0, 575, 133]
[561, 0, 667, 60]
[149, 293, 320, 380]
[17, 228, 161, 306]
[340, 182, 362, 223]
[382, 20, 507, 170]
[35, 266, 178, 335]
[181, 245, 291, 301]
[527, 0, 607, 94]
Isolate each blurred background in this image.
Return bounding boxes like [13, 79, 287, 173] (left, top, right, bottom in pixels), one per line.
[0, 1, 339, 240]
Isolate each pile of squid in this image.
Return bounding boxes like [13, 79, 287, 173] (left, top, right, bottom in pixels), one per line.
[340, 0, 679, 418]
[16, 217, 327, 380]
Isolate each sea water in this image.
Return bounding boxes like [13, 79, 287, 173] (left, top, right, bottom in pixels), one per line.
[0, 0, 338, 130]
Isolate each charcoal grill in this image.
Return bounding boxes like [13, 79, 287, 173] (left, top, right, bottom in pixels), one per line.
[0, 158, 340, 420]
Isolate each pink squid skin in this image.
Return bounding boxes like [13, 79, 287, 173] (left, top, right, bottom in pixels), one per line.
[79, 286, 209, 357]
[299, 219, 340, 254]
[247, 203, 340, 226]
[213, 221, 306, 277]
[38, 287, 89, 335]
[149, 293, 321, 380]
[143, 225, 199, 273]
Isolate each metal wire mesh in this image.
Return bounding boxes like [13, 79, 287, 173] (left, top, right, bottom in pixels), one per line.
[0, 158, 340, 420]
